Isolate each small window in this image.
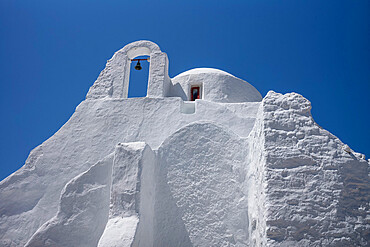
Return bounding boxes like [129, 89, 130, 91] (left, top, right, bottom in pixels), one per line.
[190, 86, 201, 101]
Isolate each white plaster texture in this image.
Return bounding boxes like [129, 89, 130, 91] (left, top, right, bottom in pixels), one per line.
[25, 154, 114, 247]
[157, 122, 249, 246]
[98, 142, 156, 247]
[250, 91, 369, 246]
[0, 41, 368, 247]
[0, 96, 260, 246]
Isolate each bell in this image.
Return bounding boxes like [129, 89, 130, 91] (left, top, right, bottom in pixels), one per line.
[134, 60, 142, 70]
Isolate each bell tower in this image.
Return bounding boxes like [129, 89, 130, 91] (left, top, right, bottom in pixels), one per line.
[86, 40, 171, 99]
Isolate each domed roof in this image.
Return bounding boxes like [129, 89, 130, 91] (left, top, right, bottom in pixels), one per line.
[171, 68, 262, 103]
[174, 68, 235, 78]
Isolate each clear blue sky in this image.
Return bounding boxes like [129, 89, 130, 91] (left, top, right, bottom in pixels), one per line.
[0, 0, 369, 180]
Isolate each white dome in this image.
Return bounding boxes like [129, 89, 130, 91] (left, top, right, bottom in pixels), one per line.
[174, 68, 235, 78]
[171, 68, 262, 103]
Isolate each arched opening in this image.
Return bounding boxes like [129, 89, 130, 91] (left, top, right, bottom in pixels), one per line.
[87, 41, 169, 99]
[128, 55, 150, 98]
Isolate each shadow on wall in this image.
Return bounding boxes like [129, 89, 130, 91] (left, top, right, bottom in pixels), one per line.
[337, 154, 370, 244]
[170, 83, 187, 101]
[152, 157, 193, 247]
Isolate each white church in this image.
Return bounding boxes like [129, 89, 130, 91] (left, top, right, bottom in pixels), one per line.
[0, 41, 368, 247]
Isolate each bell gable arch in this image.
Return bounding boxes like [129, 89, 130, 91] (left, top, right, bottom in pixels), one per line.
[87, 40, 170, 99]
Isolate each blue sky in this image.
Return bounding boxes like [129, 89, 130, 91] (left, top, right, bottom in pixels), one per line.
[0, 0, 369, 180]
